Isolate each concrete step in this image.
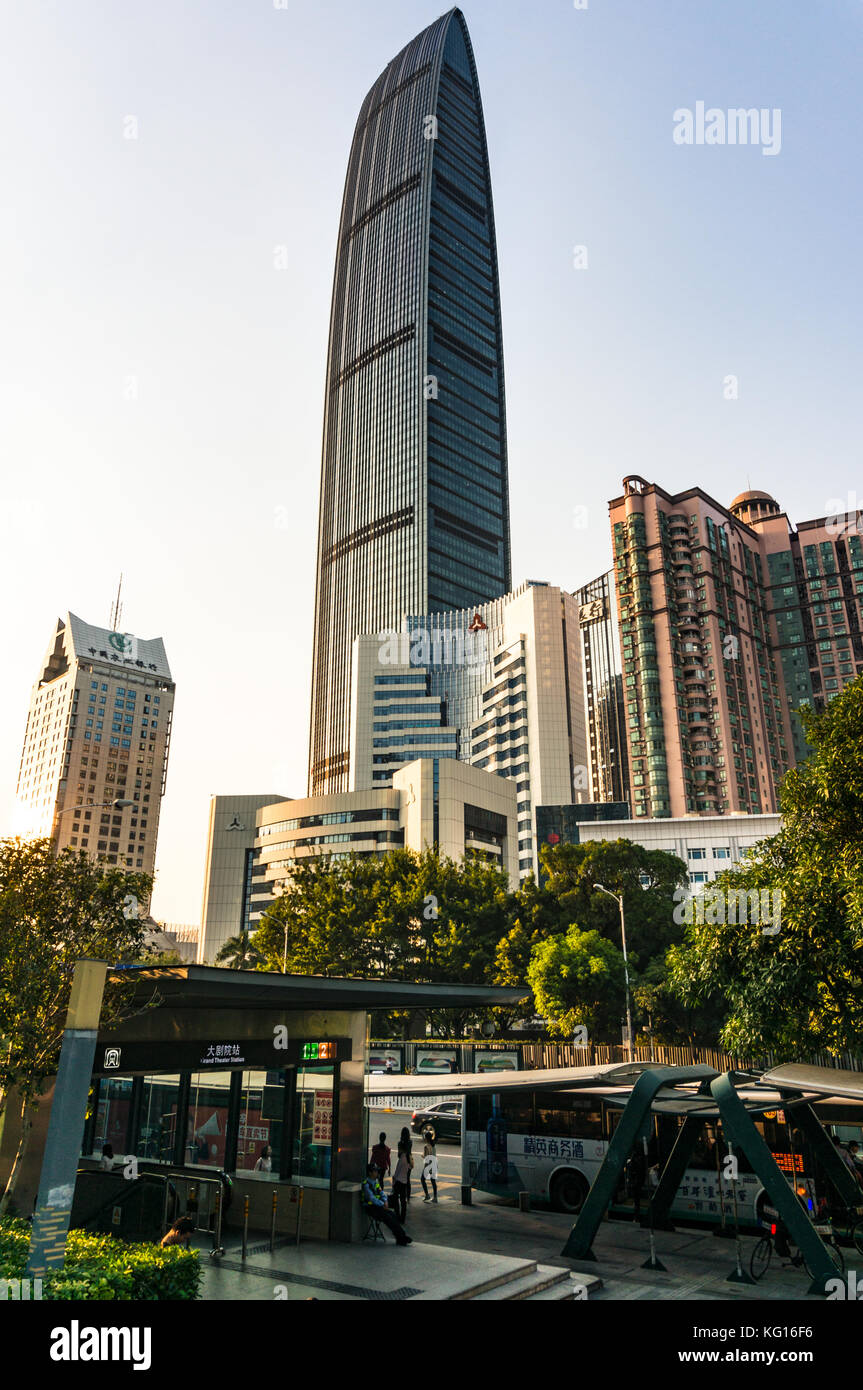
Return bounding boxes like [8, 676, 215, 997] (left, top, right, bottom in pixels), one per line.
[469, 1263, 573, 1300]
[449, 1258, 539, 1299]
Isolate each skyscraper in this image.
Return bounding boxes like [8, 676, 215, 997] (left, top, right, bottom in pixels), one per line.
[15, 613, 174, 885]
[309, 9, 511, 795]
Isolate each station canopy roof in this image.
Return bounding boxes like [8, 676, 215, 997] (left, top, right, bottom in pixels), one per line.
[366, 1062, 718, 1096]
[108, 965, 528, 1013]
[761, 1062, 863, 1101]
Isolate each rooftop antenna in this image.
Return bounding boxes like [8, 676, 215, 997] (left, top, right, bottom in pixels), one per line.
[109, 574, 124, 632]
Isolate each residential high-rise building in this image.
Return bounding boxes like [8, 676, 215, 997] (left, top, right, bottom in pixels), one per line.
[608, 477, 863, 819]
[728, 492, 863, 765]
[309, 9, 511, 797]
[15, 613, 174, 883]
[575, 571, 630, 804]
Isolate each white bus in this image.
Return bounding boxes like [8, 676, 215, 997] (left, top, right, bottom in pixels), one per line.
[461, 1084, 863, 1229]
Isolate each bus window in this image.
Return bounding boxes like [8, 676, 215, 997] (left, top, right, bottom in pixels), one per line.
[535, 1094, 602, 1139]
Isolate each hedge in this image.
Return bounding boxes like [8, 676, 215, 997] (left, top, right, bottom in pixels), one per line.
[0, 1217, 201, 1300]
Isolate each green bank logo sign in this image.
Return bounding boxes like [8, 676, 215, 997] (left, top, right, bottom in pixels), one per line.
[108, 631, 137, 659]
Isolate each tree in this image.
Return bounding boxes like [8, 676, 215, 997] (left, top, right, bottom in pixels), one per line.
[253, 848, 518, 1036]
[0, 838, 152, 1212]
[215, 933, 264, 970]
[668, 676, 863, 1055]
[526, 926, 627, 1040]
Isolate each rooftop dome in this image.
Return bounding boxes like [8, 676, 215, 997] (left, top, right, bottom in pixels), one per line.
[729, 490, 781, 522]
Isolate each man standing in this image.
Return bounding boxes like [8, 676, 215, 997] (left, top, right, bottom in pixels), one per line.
[362, 1164, 411, 1246]
[370, 1132, 391, 1182]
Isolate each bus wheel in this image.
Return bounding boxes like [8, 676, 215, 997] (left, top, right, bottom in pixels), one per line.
[550, 1170, 588, 1215]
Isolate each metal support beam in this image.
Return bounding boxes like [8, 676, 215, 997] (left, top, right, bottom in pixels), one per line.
[649, 1114, 706, 1229]
[561, 1065, 716, 1260]
[710, 1074, 840, 1295]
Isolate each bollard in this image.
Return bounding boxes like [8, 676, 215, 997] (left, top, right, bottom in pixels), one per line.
[518, 1191, 531, 1213]
[210, 1187, 223, 1260]
[270, 1187, 278, 1252]
[296, 1187, 304, 1247]
[461, 1184, 472, 1206]
[241, 1195, 250, 1262]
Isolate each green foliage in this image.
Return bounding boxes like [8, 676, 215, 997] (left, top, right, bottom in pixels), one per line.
[505, 840, 689, 1039]
[215, 933, 264, 970]
[0, 838, 153, 1110]
[526, 926, 627, 1039]
[0, 1217, 201, 1300]
[254, 847, 518, 1035]
[669, 676, 863, 1054]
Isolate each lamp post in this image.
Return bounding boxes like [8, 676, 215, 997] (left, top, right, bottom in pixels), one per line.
[594, 883, 634, 1062]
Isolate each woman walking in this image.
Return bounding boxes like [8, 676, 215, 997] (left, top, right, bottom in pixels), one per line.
[392, 1130, 413, 1222]
[421, 1130, 438, 1203]
[399, 1127, 414, 1210]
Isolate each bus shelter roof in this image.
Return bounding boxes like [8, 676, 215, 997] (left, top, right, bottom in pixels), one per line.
[760, 1062, 863, 1101]
[365, 1061, 718, 1096]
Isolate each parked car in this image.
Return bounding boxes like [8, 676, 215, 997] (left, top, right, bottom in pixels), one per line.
[410, 1100, 461, 1144]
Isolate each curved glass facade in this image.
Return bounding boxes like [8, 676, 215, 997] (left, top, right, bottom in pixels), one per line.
[310, 9, 511, 794]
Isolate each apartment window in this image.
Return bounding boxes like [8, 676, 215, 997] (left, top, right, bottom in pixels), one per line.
[688, 847, 706, 860]
[713, 847, 731, 860]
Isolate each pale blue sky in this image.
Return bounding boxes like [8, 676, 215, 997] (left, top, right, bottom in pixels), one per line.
[1, 0, 860, 922]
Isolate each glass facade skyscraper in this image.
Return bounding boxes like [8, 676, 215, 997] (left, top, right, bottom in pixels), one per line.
[309, 9, 511, 795]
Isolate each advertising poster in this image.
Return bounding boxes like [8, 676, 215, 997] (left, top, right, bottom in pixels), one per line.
[415, 1048, 458, 1075]
[474, 1050, 519, 1074]
[367, 1045, 403, 1074]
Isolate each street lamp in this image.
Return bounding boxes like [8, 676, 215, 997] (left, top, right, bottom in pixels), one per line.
[55, 798, 135, 818]
[594, 883, 634, 1062]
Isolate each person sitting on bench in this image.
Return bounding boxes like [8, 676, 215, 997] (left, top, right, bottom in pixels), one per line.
[362, 1164, 412, 1246]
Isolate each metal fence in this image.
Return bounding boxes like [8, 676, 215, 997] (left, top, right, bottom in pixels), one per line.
[371, 1040, 863, 1074]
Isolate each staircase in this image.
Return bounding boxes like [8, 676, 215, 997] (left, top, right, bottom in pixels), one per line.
[450, 1259, 593, 1301]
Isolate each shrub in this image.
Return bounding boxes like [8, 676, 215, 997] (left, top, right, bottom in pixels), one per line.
[0, 1217, 201, 1300]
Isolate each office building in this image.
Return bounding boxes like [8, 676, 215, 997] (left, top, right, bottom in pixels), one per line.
[349, 581, 589, 879]
[197, 761, 518, 962]
[198, 794, 291, 964]
[536, 808, 781, 892]
[14, 613, 174, 882]
[310, 9, 511, 796]
[575, 570, 630, 804]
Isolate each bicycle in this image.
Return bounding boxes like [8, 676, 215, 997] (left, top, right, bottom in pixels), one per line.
[823, 1202, 863, 1256]
[750, 1211, 845, 1282]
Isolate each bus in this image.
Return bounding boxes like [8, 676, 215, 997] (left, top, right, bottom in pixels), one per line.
[461, 1083, 863, 1228]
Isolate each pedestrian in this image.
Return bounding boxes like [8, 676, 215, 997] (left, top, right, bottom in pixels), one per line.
[370, 1131, 391, 1182]
[254, 1143, 272, 1173]
[160, 1216, 195, 1248]
[399, 1126, 414, 1208]
[100, 1143, 115, 1171]
[392, 1135, 413, 1222]
[627, 1143, 646, 1217]
[832, 1134, 858, 1175]
[362, 1164, 412, 1246]
[421, 1131, 438, 1203]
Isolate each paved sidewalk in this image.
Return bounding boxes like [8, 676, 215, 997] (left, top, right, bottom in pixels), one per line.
[197, 1234, 599, 1301]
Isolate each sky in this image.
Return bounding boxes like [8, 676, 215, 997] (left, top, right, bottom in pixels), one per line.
[1, 0, 861, 924]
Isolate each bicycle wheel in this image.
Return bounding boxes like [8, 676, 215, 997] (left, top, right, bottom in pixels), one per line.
[853, 1220, 863, 1258]
[750, 1236, 772, 1281]
[803, 1237, 845, 1280]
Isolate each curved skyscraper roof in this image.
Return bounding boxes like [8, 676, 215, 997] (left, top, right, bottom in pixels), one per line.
[309, 8, 511, 795]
